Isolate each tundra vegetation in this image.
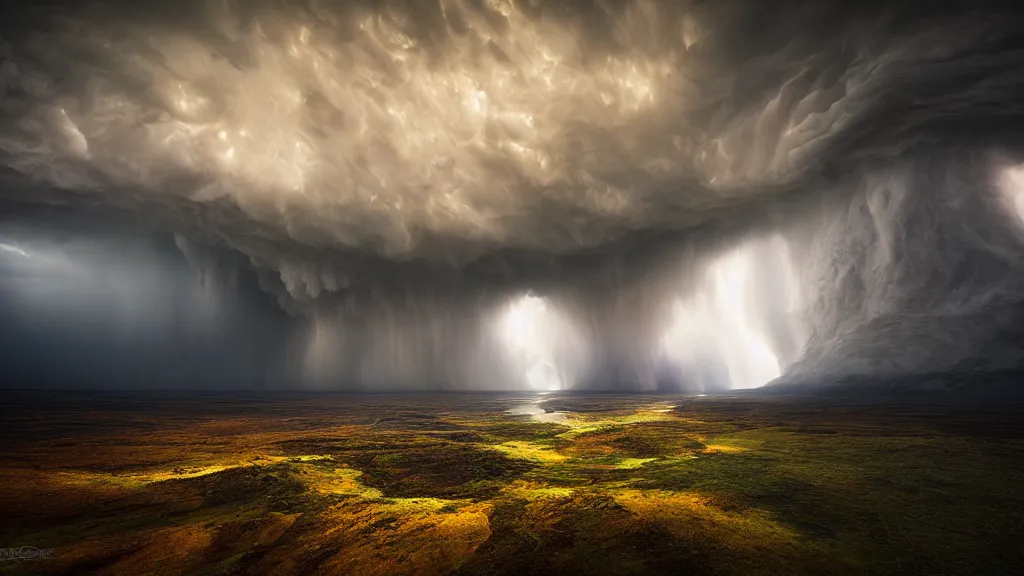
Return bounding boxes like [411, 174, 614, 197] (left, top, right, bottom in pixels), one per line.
[1, 393, 1022, 575]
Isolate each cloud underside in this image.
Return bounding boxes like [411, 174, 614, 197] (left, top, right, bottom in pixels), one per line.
[1, 0, 1024, 390]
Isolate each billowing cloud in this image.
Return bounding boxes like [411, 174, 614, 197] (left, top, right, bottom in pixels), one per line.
[1, 0, 1023, 391]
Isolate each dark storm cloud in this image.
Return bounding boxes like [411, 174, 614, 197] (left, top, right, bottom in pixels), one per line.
[1, 0, 1023, 390]
[0, 207, 288, 389]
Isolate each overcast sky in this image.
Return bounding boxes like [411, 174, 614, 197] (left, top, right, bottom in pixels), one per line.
[1, 0, 1023, 391]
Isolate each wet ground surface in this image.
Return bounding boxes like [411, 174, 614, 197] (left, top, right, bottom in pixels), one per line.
[1, 391, 1023, 575]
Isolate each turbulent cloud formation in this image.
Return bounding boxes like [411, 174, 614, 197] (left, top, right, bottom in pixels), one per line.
[1, 0, 1023, 391]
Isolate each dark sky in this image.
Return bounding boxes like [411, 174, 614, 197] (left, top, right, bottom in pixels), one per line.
[1, 0, 1023, 391]
[0, 206, 288, 388]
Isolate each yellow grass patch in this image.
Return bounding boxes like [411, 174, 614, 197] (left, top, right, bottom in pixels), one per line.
[502, 480, 577, 500]
[702, 443, 748, 454]
[297, 465, 383, 499]
[315, 501, 493, 575]
[616, 457, 657, 469]
[490, 441, 567, 463]
[613, 489, 803, 557]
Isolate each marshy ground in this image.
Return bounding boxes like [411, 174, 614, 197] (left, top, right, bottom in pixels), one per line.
[1, 392, 1023, 575]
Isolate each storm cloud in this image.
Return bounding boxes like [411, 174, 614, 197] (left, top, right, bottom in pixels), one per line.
[1, 0, 1023, 391]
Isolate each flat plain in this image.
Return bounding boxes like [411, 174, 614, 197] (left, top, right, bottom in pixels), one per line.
[1, 391, 1023, 575]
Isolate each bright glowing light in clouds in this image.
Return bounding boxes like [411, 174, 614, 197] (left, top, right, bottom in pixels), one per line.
[998, 165, 1024, 225]
[662, 236, 802, 390]
[500, 294, 582, 391]
[0, 243, 30, 258]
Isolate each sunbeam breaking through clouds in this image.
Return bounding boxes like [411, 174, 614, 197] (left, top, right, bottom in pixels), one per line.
[661, 235, 802, 390]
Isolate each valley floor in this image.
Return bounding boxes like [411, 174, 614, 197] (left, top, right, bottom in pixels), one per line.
[1, 392, 1023, 575]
